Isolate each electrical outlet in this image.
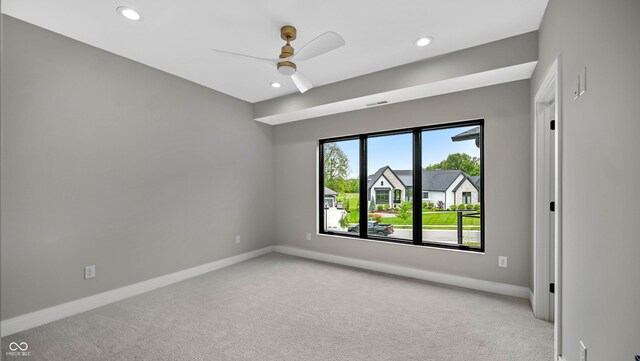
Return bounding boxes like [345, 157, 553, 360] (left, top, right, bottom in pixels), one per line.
[235, 235, 240, 244]
[84, 265, 95, 279]
[498, 256, 508, 268]
[306, 233, 311, 241]
[580, 340, 587, 361]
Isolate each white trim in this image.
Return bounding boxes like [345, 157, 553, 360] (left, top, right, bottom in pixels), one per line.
[256, 62, 537, 125]
[529, 288, 535, 311]
[554, 57, 564, 361]
[0, 246, 274, 337]
[274, 245, 529, 299]
[533, 57, 562, 359]
[316, 232, 485, 255]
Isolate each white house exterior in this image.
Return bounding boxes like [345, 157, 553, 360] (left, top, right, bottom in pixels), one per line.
[452, 177, 480, 205]
[367, 167, 479, 209]
[366, 167, 407, 209]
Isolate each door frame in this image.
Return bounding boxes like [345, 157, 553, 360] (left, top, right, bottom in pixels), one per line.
[533, 57, 562, 360]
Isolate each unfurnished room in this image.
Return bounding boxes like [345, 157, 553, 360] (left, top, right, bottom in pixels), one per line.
[1, 1, 639, 360]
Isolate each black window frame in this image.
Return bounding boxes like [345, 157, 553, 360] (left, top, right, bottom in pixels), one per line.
[318, 119, 485, 253]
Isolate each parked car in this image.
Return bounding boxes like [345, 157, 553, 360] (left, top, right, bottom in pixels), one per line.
[347, 221, 394, 236]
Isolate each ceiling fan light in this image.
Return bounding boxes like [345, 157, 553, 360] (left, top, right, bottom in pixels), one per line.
[277, 64, 296, 76]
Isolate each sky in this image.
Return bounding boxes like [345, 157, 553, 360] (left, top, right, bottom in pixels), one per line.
[331, 126, 480, 178]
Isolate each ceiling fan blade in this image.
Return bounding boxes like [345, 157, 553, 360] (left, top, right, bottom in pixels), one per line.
[292, 31, 345, 62]
[291, 72, 313, 93]
[212, 49, 281, 65]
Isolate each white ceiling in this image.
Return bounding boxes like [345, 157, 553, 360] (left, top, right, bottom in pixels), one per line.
[2, 0, 548, 103]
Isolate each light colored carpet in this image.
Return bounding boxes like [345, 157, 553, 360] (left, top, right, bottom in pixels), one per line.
[2, 253, 553, 360]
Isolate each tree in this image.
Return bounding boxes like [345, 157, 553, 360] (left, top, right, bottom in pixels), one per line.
[344, 178, 359, 193]
[339, 213, 349, 229]
[396, 202, 413, 225]
[324, 143, 350, 193]
[369, 198, 376, 213]
[424, 153, 480, 176]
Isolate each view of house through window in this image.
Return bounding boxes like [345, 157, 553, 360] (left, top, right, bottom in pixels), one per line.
[319, 121, 483, 251]
[365, 133, 413, 241]
[422, 125, 482, 248]
[322, 139, 359, 235]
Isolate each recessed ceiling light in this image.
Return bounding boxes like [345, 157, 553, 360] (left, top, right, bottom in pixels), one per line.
[117, 6, 142, 21]
[270, 82, 282, 88]
[415, 37, 433, 47]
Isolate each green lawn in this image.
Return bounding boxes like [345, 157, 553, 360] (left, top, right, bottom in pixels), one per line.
[336, 193, 359, 208]
[335, 194, 480, 231]
[337, 193, 360, 223]
[378, 211, 480, 230]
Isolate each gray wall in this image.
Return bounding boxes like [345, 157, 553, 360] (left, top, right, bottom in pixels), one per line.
[533, 0, 640, 360]
[0, 16, 274, 320]
[273, 80, 532, 288]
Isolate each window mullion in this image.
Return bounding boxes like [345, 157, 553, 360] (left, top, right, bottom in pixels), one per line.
[359, 135, 368, 239]
[412, 129, 422, 245]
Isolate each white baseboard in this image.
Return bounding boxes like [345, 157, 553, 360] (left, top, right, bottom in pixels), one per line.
[2, 245, 530, 337]
[1, 246, 274, 337]
[529, 289, 535, 310]
[274, 245, 530, 299]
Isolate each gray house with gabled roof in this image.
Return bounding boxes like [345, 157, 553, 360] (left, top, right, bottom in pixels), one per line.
[367, 166, 479, 209]
[323, 187, 338, 208]
[323, 186, 347, 230]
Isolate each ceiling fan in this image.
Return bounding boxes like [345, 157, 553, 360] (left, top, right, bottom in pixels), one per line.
[212, 25, 345, 94]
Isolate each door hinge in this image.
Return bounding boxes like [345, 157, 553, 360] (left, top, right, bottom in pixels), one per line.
[550, 120, 556, 130]
[550, 201, 555, 212]
[550, 283, 555, 294]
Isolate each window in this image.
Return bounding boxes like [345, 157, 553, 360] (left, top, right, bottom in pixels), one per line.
[393, 189, 402, 204]
[320, 139, 359, 234]
[375, 191, 389, 204]
[405, 187, 413, 202]
[462, 192, 471, 204]
[422, 123, 482, 249]
[319, 120, 484, 252]
[324, 197, 334, 208]
[368, 132, 413, 241]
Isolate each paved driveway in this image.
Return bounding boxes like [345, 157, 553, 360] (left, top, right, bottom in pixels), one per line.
[388, 229, 480, 244]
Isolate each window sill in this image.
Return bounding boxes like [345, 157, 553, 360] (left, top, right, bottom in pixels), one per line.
[317, 231, 485, 254]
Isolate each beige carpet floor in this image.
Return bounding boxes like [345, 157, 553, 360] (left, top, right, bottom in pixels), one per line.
[2, 253, 553, 360]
